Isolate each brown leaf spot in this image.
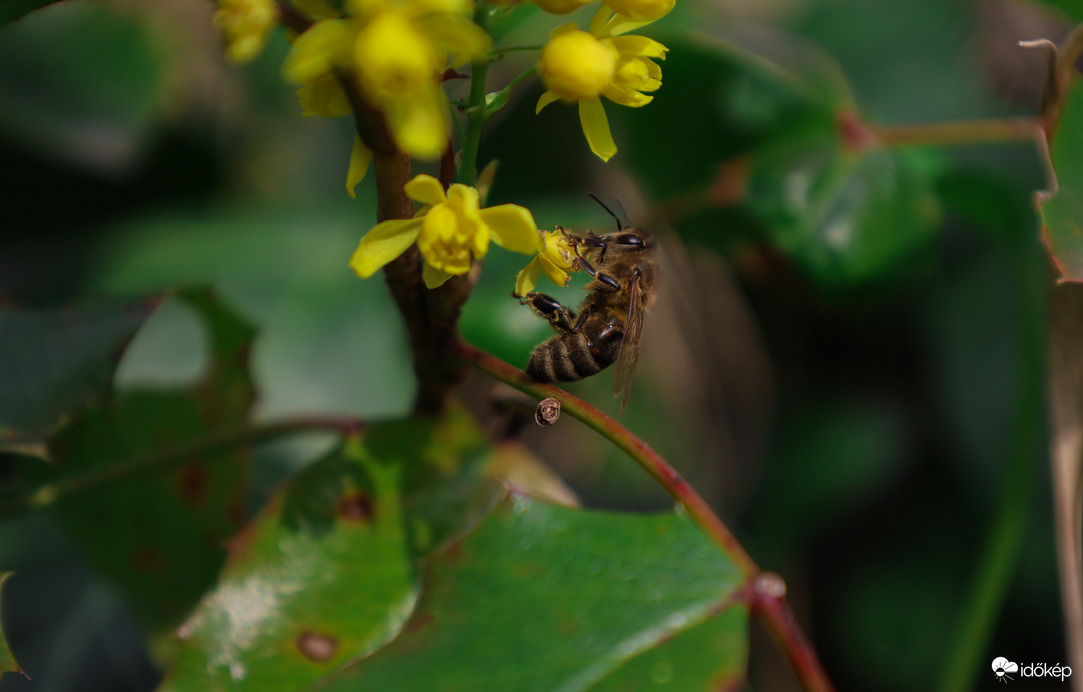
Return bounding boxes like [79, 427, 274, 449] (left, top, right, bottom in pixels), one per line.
[178, 463, 208, 506]
[337, 492, 374, 522]
[296, 631, 337, 662]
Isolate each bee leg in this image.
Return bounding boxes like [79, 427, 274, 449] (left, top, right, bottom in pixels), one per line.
[520, 292, 577, 333]
[595, 272, 621, 290]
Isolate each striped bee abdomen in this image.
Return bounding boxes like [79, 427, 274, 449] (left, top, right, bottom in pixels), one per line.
[526, 318, 623, 383]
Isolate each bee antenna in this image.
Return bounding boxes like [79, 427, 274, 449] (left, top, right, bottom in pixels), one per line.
[587, 193, 623, 231]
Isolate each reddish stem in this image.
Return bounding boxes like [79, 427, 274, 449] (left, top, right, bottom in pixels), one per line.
[749, 574, 837, 692]
[460, 342, 757, 574]
[462, 343, 837, 690]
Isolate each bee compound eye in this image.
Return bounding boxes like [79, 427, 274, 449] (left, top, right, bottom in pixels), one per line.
[617, 233, 644, 247]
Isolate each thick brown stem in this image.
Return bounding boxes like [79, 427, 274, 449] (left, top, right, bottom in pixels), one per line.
[350, 88, 470, 415]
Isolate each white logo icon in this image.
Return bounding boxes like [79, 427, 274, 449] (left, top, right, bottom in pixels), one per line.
[992, 657, 1019, 683]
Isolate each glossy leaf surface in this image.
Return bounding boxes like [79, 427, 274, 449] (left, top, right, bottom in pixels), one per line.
[321, 494, 746, 692]
[160, 436, 418, 691]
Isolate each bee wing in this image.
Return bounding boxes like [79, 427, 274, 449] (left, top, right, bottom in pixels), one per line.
[613, 271, 645, 413]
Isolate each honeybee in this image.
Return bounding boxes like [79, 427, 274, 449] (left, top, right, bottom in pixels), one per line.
[517, 200, 659, 412]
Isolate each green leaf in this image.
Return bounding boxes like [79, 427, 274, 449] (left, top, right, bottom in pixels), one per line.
[0, 0, 61, 28]
[0, 573, 26, 678]
[1039, 75, 1083, 282]
[587, 606, 747, 692]
[0, 297, 156, 438]
[0, 2, 165, 171]
[38, 289, 256, 633]
[320, 494, 747, 692]
[158, 408, 500, 690]
[743, 116, 941, 289]
[159, 435, 419, 691]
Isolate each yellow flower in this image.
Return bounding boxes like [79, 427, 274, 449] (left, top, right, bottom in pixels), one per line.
[213, 0, 278, 63]
[539, 31, 617, 101]
[515, 229, 580, 296]
[282, 0, 490, 186]
[603, 0, 674, 22]
[536, 8, 668, 162]
[350, 175, 540, 288]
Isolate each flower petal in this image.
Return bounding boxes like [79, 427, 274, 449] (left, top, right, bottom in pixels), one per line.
[297, 74, 352, 117]
[386, 87, 448, 159]
[349, 219, 422, 278]
[417, 13, 491, 69]
[480, 204, 540, 255]
[536, 90, 561, 114]
[515, 257, 545, 296]
[603, 85, 653, 107]
[347, 135, 373, 198]
[611, 35, 668, 59]
[539, 254, 573, 287]
[404, 174, 447, 206]
[578, 97, 617, 162]
[423, 262, 456, 288]
[604, 15, 657, 36]
[589, 6, 613, 35]
[282, 19, 354, 84]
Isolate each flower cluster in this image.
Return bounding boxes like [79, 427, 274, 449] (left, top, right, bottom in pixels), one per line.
[213, 0, 278, 63]
[537, 6, 669, 161]
[282, 0, 490, 194]
[212, 0, 674, 293]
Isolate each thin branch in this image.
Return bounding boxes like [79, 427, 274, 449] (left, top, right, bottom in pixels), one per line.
[749, 574, 837, 692]
[0, 417, 362, 519]
[460, 342, 757, 574]
[463, 342, 838, 691]
[457, 3, 492, 185]
[275, 1, 313, 34]
[870, 117, 1042, 149]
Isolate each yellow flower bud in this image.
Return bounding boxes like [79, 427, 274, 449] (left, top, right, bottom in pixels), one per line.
[532, 0, 592, 15]
[213, 0, 277, 63]
[354, 11, 438, 103]
[539, 31, 618, 102]
[603, 0, 674, 20]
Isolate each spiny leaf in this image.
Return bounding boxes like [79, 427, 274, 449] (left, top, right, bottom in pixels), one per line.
[320, 493, 747, 692]
[158, 408, 500, 690]
[1039, 72, 1083, 282]
[0, 573, 26, 679]
[0, 297, 157, 439]
[159, 436, 419, 691]
[25, 289, 256, 634]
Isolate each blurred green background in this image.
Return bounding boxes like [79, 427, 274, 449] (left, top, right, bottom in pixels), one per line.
[0, 0, 1074, 689]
